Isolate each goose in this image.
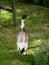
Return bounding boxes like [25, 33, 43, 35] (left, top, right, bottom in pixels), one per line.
[16, 15, 28, 55]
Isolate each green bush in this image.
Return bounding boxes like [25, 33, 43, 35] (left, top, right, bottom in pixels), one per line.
[34, 42, 49, 65]
[15, 0, 49, 7]
[43, 0, 49, 7]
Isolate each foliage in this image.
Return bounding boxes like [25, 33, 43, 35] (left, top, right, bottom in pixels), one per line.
[0, 1, 49, 65]
[34, 41, 49, 65]
[1, 0, 49, 7]
[15, 0, 49, 7]
[43, 0, 49, 7]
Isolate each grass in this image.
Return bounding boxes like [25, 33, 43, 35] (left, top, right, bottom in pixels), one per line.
[0, 2, 49, 65]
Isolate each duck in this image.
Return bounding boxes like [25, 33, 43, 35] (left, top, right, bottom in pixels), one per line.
[16, 15, 28, 55]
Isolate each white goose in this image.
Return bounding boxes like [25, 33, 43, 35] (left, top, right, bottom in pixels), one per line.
[17, 15, 28, 55]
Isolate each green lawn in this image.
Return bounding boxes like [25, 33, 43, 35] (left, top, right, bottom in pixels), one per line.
[0, 2, 49, 65]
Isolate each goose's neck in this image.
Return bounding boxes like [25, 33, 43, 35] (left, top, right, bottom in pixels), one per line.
[21, 19, 25, 29]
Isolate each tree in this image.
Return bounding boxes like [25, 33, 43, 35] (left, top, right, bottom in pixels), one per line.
[0, 4, 12, 12]
[38, 0, 44, 5]
[0, 0, 18, 27]
[10, 0, 18, 26]
[25, 0, 34, 3]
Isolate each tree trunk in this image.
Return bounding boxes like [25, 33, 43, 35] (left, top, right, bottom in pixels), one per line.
[10, 0, 18, 27]
[0, 4, 12, 12]
[38, 0, 44, 5]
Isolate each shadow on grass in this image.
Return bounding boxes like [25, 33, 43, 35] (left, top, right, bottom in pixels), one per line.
[0, 50, 35, 65]
[28, 43, 43, 49]
[14, 51, 35, 65]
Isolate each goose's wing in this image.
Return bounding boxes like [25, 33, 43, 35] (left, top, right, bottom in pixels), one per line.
[17, 32, 25, 50]
[24, 35, 28, 50]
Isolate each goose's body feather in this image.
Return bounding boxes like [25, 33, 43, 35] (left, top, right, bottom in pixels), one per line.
[17, 31, 28, 51]
[16, 15, 28, 54]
